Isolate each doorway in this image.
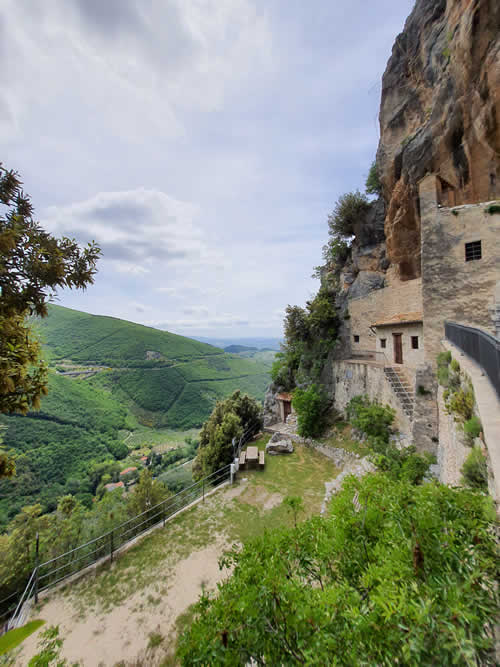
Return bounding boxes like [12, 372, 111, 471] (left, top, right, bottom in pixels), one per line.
[283, 400, 292, 421]
[393, 333, 403, 364]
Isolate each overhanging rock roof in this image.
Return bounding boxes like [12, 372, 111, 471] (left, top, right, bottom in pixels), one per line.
[276, 392, 293, 401]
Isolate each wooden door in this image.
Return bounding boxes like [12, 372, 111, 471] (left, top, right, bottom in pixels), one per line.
[393, 333, 403, 364]
[284, 401, 292, 421]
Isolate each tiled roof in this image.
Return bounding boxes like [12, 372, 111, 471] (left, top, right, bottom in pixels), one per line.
[119, 466, 138, 476]
[372, 312, 423, 327]
[276, 392, 293, 401]
[105, 481, 124, 490]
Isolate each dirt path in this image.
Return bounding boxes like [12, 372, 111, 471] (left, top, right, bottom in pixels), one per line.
[17, 539, 230, 666]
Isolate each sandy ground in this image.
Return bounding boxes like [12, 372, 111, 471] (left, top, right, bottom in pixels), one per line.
[16, 540, 230, 666]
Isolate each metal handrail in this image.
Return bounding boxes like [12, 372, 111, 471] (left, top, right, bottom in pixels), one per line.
[7, 463, 232, 630]
[445, 321, 499, 397]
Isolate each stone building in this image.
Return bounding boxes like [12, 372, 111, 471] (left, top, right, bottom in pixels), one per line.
[330, 174, 500, 455]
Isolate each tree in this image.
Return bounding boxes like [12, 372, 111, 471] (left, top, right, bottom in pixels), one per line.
[365, 160, 382, 195]
[327, 190, 369, 238]
[292, 384, 328, 438]
[127, 469, 170, 516]
[0, 162, 100, 415]
[193, 391, 262, 478]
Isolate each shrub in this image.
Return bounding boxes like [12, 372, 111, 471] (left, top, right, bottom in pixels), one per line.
[437, 365, 449, 387]
[178, 474, 499, 665]
[447, 386, 474, 422]
[327, 190, 370, 238]
[346, 395, 395, 445]
[461, 447, 488, 490]
[365, 161, 382, 195]
[373, 445, 436, 484]
[292, 384, 328, 438]
[450, 359, 460, 373]
[437, 350, 451, 366]
[464, 416, 482, 444]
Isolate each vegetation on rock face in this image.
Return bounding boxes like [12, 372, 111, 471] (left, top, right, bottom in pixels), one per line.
[292, 384, 328, 438]
[192, 391, 262, 479]
[271, 285, 339, 390]
[327, 190, 370, 239]
[365, 160, 382, 195]
[461, 446, 488, 491]
[0, 164, 100, 417]
[178, 471, 498, 665]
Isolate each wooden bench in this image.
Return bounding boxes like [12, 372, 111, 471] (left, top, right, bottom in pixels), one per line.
[259, 450, 265, 469]
[239, 450, 246, 469]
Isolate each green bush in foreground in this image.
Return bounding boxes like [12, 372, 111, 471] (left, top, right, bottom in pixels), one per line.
[463, 415, 482, 444]
[178, 474, 498, 665]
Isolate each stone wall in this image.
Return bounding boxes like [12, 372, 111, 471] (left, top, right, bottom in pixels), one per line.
[348, 278, 422, 353]
[331, 359, 412, 443]
[419, 174, 500, 364]
[411, 363, 438, 455]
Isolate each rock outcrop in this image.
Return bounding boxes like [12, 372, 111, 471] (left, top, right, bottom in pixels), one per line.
[266, 432, 294, 455]
[377, 0, 500, 281]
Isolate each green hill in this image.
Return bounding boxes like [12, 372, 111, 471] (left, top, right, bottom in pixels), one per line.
[0, 306, 270, 526]
[34, 304, 221, 366]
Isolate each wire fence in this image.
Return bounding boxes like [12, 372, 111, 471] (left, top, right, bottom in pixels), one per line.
[6, 463, 232, 631]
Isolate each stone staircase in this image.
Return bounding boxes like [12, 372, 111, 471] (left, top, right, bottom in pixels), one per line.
[384, 366, 414, 420]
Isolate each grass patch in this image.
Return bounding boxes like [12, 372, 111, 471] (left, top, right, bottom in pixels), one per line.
[59, 442, 338, 616]
[0, 620, 45, 656]
[148, 631, 164, 649]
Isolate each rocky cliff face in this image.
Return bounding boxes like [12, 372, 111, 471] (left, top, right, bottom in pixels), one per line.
[377, 0, 500, 281]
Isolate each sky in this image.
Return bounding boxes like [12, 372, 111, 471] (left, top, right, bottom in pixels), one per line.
[1, 0, 415, 338]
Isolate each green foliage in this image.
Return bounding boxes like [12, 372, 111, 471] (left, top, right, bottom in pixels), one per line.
[321, 237, 350, 269]
[437, 350, 451, 367]
[450, 359, 460, 373]
[275, 285, 339, 390]
[126, 469, 170, 517]
[485, 204, 500, 215]
[327, 190, 370, 238]
[373, 446, 436, 485]
[282, 496, 304, 529]
[346, 395, 395, 445]
[437, 365, 449, 387]
[178, 474, 499, 665]
[0, 620, 45, 656]
[0, 164, 100, 416]
[0, 373, 129, 525]
[28, 625, 67, 667]
[461, 447, 488, 490]
[292, 384, 328, 438]
[464, 416, 482, 443]
[193, 391, 262, 478]
[365, 160, 382, 195]
[447, 386, 474, 422]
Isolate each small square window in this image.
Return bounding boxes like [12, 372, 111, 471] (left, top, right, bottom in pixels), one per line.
[465, 240, 481, 261]
[411, 336, 419, 350]
[380, 338, 386, 349]
[353, 335, 359, 343]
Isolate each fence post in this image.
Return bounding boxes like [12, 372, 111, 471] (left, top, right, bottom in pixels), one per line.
[110, 530, 114, 564]
[230, 463, 235, 484]
[202, 478, 205, 502]
[34, 533, 40, 604]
